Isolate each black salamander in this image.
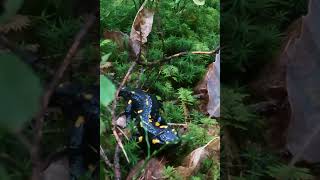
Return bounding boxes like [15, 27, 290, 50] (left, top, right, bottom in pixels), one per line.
[53, 82, 99, 180]
[119, 87, 180, 145]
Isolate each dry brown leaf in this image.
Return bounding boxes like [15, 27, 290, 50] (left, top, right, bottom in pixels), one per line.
[129, 1, 155, 57]
[43, 156, 69, 180]
[116, 115, 127, 128]
[177, 138, 220, 178]
[126, 158, 165, 180]
[103, 30, 128, 50]
[195, 52, 220, 118]
[207, 52, 220, 117]
[0, 15, 30, 33]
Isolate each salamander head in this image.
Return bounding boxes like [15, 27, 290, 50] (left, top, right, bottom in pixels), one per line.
[158, 128, 180, 145]
[119, 87, 132, 98]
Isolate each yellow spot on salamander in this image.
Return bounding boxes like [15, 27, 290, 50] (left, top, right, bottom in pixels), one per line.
[146, 99, 149, 106]
[88, 164, 96, 172]
[172, 129, 177, 134]
[149, 119, 153, 122]
[131, 91, 135, 94]
[138, 136, 143, 142]
[160, 125, 168, 129]
[152, 139, 160, 144]
[83, 93, 93, 100]
[155, 122, 160, 126]
[137, 110, 143, 114]
[128, 100, 132, 104]
[75, 116, 85, 127]
[140, 122, 144, 127]
[148, 115, 152, 118]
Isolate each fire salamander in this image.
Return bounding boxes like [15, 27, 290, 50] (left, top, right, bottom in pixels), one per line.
[119, 87, 180, 145]
[53, 82, 99, 180]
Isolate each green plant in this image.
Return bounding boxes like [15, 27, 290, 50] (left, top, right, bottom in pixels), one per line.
[267, 164, 314, 180]
[36, 17, 81, 55]
[100, 0, 220, 179]
[163, 166, 183, 180]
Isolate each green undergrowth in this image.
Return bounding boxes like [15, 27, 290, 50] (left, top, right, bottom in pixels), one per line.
[221, 0, 314, 180]
[100, 0, 220, 179]
[0, 0, 98, 178]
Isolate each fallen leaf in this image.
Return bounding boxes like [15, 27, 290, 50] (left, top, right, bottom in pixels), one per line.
[103, 30, 128, 50]
[177, 138, 220, 177]
[126, 158, 165, 180]
[129, 2, 155, 57]
[43, 156, 69, 180]
[116, 115, 127, 128]
[207, 52, 220, 117]
[195, 51, 220, 118]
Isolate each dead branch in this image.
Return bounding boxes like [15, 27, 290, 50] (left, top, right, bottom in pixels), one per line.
[114, 144, 122, 180]
[109, 61, 137, 180]
[100, 146, 113, 169]
[137, 46, 220, 66]
[30, 13, 96, 180]
[110, 61, 137, 165]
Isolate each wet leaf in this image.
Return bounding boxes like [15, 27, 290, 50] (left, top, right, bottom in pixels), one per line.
[0, 53, 42, 132]
[100, 75, 116, 107]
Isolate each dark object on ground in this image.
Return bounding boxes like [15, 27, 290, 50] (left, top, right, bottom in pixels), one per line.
[52, 82, 99, 179]
[119, 87, 180, 147]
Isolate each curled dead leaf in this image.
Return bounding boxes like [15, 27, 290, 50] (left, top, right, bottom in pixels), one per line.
[177, 138, 220, 178]
[126, 158, 165, 180]
[103, 30, 128, 50]
[195, 51, 220, 118]
[129, 2, 155, 57]
[116, 115, 127, 128]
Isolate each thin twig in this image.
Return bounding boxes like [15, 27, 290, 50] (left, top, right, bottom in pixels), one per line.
[110, 62, 137, 164]
[167, 123, 188, 127]
[100, 146, 113, 169]
[30, 13, 97, 180]
[114, 144, 121, 180]
[137, 47, 220, 66]
[15, 131, 32, 150]
[117, 126, 129, 140]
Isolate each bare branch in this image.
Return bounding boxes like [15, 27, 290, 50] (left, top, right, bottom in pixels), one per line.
[100, 146, 113, 169]
[31, 13, 97, 180]
[137, 46, 220, 66]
